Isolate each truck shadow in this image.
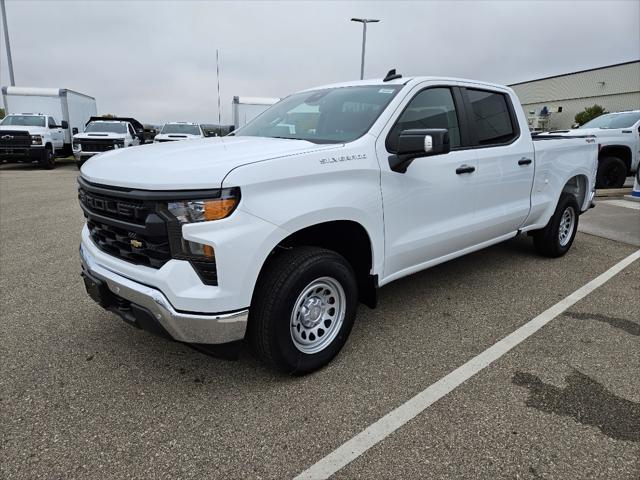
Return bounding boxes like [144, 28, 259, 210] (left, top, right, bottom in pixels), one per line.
[512, 369, 640, 442]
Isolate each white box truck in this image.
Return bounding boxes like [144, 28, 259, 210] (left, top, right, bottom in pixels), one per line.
[232, 96, 279, 130]
[1, 87, 96, 168]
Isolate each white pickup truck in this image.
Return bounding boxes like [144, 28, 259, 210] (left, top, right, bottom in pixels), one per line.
[540, 110, 640, 188]
[73, 117, 144, 168]
[79, 73, 598, 373]
[153, 122, 205, 143]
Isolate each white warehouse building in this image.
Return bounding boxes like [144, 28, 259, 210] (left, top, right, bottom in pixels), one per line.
[510, 60, 640, 130]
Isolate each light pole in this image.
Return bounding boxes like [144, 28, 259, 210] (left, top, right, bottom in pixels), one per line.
[351, 18, 379, 80]
[0, 0, 15, 86]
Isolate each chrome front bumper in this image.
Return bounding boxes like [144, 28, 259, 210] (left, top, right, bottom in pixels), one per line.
[80, 244, 248, 344]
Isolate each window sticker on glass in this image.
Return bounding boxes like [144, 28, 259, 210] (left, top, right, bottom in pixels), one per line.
[379, 88, 395, 94]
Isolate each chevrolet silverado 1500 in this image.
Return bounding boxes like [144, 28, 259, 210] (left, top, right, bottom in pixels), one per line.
[78, 72, 598, 373]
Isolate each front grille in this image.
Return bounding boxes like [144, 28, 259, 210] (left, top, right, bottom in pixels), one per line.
[0, 131, 31, 149]
[86, 219, 171, 268]
[78, 178, 218, 285]
[80, 139, 118, 152]
[155, 139, 176, 143]
[79, 183, 172, 269]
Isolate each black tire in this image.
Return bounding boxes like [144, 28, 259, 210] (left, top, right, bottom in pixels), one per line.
[532, 192, 580, 258]
[40, 147, 55, 170]
[596, 156, 627, 189]
[248, 246, 358, 374]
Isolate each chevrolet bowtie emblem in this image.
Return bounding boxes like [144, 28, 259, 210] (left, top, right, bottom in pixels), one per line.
[130, 239, 143, 248]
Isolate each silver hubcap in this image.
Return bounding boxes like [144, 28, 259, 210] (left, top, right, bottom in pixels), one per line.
[558, 206, 576, 247]
[290, 277, 346, 354]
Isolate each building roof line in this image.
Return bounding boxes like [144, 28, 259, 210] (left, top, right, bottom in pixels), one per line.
[508, 59, 640, 87]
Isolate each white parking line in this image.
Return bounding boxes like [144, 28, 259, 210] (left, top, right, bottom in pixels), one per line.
[295, 249, 640, 480]
[601, 199, 640, 210]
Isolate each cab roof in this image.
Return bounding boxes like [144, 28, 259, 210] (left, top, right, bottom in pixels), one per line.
[300, 76, 511, 93]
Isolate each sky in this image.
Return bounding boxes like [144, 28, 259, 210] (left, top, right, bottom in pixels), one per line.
[1, 0, 639, 125]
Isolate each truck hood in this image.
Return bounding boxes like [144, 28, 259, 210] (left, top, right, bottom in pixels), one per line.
[0, 125, 46, 135]
[74, 132, 127, 140]
[80, 136, 339, 190]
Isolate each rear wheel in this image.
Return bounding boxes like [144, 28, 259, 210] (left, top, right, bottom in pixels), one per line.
[248, 247, 358, 374]
[40, 146, 55, 170]
[532, 192, 580, 257]
[596, 156, 627, 189]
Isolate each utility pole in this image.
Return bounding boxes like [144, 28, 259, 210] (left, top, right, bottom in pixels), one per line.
[216, 49, 222, 126]
[1, 0, 15, 85]
[350, 18, 379, 80]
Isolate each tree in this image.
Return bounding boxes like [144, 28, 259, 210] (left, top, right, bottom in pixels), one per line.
[0, 107, 4, 119]
[101, 114, 116, 118]
[575, 105, 607, 126]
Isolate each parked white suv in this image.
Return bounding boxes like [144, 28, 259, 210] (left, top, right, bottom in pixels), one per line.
[153, 122, 205, 143]
[73, 117, 143, 168]
[79, 73, 598, 373]
[0, 113, 66, 169]
[540, 110, 640, 188]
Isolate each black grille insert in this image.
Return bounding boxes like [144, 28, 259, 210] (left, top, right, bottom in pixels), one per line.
[80, 139, 119, 152]
[0, 130, 31, 149]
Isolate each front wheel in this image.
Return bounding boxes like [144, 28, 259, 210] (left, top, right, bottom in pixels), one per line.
[248, 247, 358, 374]
[532, 192, 580, 257]
[40, 147, 55, 170]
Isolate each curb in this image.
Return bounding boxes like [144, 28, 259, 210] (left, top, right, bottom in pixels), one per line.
[595, 188, 632, 198]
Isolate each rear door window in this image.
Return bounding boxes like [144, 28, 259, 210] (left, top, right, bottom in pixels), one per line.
[466, 89, 517, 146]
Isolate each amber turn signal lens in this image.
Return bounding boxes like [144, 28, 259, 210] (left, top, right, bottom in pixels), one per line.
[203, 198, 238, 221]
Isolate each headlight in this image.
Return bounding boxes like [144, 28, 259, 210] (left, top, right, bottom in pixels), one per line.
[31, 135, 43, 145]
[167, 188, 240, 223]
[113, 139, 125, 148]
[72, 140, 81, 151]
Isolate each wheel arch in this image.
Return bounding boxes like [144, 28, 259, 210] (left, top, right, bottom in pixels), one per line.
[599, 145, 632, 174]
[252, 219, 379, 309]
[562, 174, 590, 212]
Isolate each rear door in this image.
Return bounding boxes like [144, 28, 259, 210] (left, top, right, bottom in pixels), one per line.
[376, 84, 480, 281]
[461, 87, 534, 240]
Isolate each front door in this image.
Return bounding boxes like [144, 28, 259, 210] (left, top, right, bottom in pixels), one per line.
[376, 85, 480, 282]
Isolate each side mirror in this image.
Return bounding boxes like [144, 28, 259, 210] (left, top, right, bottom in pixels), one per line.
[390, 128, 450, 173]
[49, 123, 58, 129]
[72, 127, 79, 135]
[60, 120, 69, 129]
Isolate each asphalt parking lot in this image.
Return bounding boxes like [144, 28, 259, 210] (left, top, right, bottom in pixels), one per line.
[1, 162, 639, 480]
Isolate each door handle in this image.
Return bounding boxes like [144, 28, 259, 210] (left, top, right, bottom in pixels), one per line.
[456, 164, 475, 174]
[518, 158, 533, 166]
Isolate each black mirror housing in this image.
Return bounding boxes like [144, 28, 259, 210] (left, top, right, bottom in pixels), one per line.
[398, 129, 450, 156]
[61, 120, 69, 129]
[390, 128, 450, 173]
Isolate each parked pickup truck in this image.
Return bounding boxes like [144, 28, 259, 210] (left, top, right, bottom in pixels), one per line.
[0, 113, 67, 169]
[153, 122, 205, 143]
[73, 117, 144, 168]
[539, 110, 640, 188]
[78, 72, 598, 373]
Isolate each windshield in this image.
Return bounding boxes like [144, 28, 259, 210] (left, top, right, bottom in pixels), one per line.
[161, 124, 201, 135]
[84, 121, 126, 134]
[233, 85, 403, 144]
[580, 112, 640, 129]
[0, 115, 46, 127]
